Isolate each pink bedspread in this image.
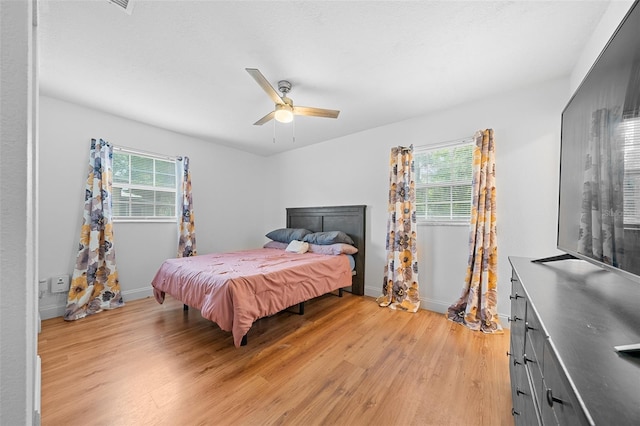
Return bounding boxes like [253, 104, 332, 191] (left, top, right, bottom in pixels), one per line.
[151, 248, 352, 347]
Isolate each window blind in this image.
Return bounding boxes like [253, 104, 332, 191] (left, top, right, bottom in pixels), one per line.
[414, 139, 474, 222]
[623, 117, 640, 226]
[111, 147, 177, 221]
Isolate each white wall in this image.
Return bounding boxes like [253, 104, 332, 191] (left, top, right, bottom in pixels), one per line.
[0, 0, 38, 424]
[570, 0, 636, 92]
[266, 77, 570, 321]
[38, 96, 268, 319]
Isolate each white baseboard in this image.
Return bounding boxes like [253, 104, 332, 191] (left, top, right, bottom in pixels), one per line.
[363, 286, 510, 329]
[365, 287, 450, 314]
[122, 286, 154, 300]
[39, 304, 66, 321]
[39, 286, 155, 320]
[40, 285, 511, 329]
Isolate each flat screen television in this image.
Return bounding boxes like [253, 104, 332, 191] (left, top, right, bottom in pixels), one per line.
[555, 0, 640, 288]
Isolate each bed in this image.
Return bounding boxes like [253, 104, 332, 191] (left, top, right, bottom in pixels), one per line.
[151, 205, 366, 347]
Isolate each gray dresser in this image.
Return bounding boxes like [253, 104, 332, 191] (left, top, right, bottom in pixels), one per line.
[508, 257, 640, 425]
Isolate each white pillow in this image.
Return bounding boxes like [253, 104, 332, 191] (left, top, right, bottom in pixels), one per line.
[285, 240, 309, 254]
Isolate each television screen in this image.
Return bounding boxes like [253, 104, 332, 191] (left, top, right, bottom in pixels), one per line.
[558, 1, 640, 280]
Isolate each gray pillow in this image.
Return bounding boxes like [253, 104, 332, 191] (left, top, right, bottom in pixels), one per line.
[265, 228, 312, 243]
[302, 231, 355, 245]
[263, 241, 288, 250]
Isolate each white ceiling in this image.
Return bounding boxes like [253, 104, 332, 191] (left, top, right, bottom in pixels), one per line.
[38, 0, 611, 156]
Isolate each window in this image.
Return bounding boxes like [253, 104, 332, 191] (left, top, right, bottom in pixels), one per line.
[414, 140, 474, 223]
[112, 148, 177, 221]
[623, 116, 640, 227]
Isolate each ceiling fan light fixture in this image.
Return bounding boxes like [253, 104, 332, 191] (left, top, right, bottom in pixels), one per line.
[274, 104, 294, 123]
[246, 69, 339, 126]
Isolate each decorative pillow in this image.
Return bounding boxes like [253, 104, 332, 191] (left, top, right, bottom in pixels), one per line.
[347, 254, 356, 271]
[302, 231, 355, 246]
[307, 243, 358, 255]
[263, 241, 288, 250]
[265, 228, 312, 244]
[285, 240, 309, 254]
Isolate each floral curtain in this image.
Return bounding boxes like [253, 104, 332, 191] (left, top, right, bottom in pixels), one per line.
[65, 138, 124, 321]
[447, 129, 502, 333]
[577, 109, 624, 267]
[177, 156, 197, 257]
[377, 145, 420, 312]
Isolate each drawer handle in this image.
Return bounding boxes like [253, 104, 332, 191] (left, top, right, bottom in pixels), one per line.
[509, 293, 523, 300]
[546, 388, 564, 407]
[525, 321, 536, 331]
[516, 388, 526, 396]
[508, 316, 522, 322]
[511, 408, 520, 416]
[510, 277, 518, 283]
[507, 352, 524, 366]
[523, 354, 535, 364]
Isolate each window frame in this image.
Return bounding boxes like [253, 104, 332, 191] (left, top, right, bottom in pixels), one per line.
[111, 147, 179, 223]
[414, 138, 475, 226]
[622, 116, 640, 227]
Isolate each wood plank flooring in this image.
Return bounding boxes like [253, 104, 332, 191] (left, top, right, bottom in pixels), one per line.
[39, 293, 513, 426]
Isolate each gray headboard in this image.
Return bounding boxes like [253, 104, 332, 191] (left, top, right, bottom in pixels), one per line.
[286, 205, 366, 296]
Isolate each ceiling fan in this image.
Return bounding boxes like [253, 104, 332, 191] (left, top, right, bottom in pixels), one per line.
[246, 68, 340, 126]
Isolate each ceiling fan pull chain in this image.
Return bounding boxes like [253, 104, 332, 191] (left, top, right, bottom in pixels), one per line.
[273, 118, 276, 144]
[292, 117, 296, 143]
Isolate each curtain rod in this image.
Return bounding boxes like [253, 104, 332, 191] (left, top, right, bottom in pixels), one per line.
[112, 145, 181, 161]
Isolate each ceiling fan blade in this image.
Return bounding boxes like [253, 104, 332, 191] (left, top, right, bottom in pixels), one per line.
[253, 110, 275, 126]
[246, 68, 284, 105]
[293, 106, 340, 119]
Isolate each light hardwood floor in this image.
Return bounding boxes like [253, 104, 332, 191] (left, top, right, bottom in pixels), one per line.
[39, 293, 513, 426]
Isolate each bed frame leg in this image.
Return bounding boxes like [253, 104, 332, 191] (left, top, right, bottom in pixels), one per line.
[338, 288, 343, 297]
[183, 304, 189, 311]
[298, 302, 305, 315]
[241, 334, 248, 346]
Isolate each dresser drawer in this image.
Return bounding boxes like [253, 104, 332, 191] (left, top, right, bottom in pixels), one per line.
[524, 335, 543, 412]
[510, 274, 527, 320]
[524, 303, 546, 365]
[542, 343, 591, 425]
[510, 274, 527, 354]
[511, 356, 542, 426]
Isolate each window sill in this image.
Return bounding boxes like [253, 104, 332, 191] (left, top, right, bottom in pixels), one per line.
[113, 218, 178, 224]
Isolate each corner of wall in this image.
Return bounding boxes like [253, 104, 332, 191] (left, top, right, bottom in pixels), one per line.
[570, 0, 636, 92]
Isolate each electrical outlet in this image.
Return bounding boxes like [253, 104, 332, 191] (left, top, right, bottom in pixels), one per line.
[38, 279, 48, 299]
[51, 275, 70, 293]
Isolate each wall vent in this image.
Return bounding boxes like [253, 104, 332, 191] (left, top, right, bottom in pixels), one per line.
[109, 0, 134, 15]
